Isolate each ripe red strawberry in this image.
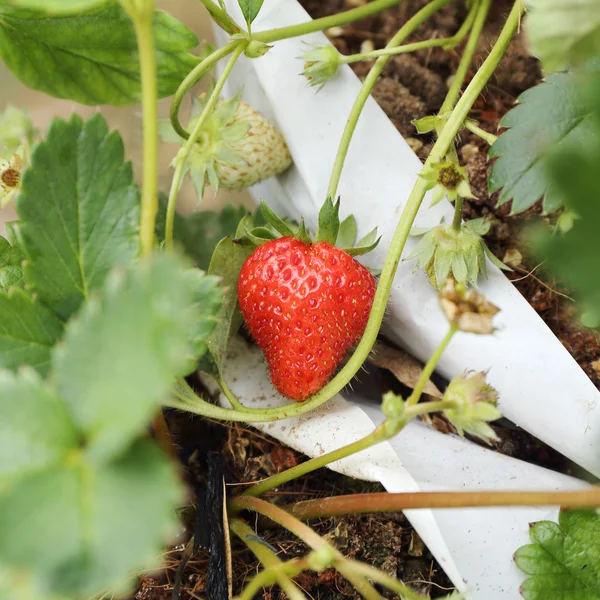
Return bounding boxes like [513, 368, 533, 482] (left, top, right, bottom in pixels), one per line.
[238, 231, 377, 401]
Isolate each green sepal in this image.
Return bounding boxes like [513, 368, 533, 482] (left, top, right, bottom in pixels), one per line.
[336, 215, 357, 247]
[483, 243, 511, 271]
[315, 196, 340, 244]
[295, 219, 312, 245]
[260, 199, 295, 237]
[342, 227, 381, 256]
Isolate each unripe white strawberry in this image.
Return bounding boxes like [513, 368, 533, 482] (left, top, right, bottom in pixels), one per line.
[159, 91, 292, 199]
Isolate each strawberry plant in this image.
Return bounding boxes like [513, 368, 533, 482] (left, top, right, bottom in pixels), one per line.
[1, 0, 600, 598]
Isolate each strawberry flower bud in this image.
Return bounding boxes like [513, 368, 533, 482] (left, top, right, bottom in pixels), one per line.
[443, 371, 501, 444]
[439, 278, 500, 335]
[300, 44, 342, 90]
[381, 391, 405, 419]
[0, 105, 37, 157]
[159, 91, 292, 199]
[407, 217, 510, 288]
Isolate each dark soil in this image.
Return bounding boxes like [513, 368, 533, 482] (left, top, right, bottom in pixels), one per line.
[131, 1, 600, 599]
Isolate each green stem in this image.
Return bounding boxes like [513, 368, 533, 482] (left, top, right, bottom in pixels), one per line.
[451, 196, 464, 231]
[327, 0, 453, 202]
[242, 398, 458, 498]
[406, 326, 456, 407]
[229, 497, 385, 600]
[165, 44, 245, 249]
[234, 558, 308, 600]
[253, 0, 403, 44]
[349, 562, 429, 600]
[129, 3, 158, 257]
[465, 119, 498, 145]
[198, 0, 240, 34]
[340, 35, 465, 64]
[218, 375, 253, 411]
[230, 519, 308, 600]
[286, 487, 600, 520]
[170, 41, 240, 140]
[242, 422, 393, 498]
[440, 0, 491, 115]
[166, 1, 522, 425]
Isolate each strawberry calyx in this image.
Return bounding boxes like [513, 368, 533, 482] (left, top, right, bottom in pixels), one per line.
[237, 197, 381, 258]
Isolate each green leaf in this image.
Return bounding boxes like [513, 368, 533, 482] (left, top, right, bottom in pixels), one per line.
[489, 63, 598, 214]
[515, 509, 600, 599]
[156, 199, 248, 271]
[6, 0, 106, 14]
[535, 131, 600, 327]
[0, 4, 198, 105]
[53, 253, 202, 462]
[15, 114, 140, 321]
[238, 0, 264, 25]
[0, 289, 63, 377]
[0, 440, 181, 598]
[185, 270, 223, 369]
[316, 196, 340, 244]
[336, 214, 357, 248]
[200, 219, 253, 376]
[526, 0, 600, 73]
[0, 235, 24, 290]
[0, 370, 77, 483]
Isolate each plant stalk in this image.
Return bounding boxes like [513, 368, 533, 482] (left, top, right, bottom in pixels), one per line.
[465, 119, 498, 145]
[340, 30, 470, 65]
[170, 41, 240, 140]
[439, 0, 492, 114]
[130, 4, 159, 257]
[285, 487, 600, 520]
[327, 0, 453, 201]
[166, 44, 245, 248]
[230, 519, 307, 600]
[406, 325, 456, 407]
[253, 0, 403, 44]
[242, 398, 459, 498]
[230, 497, 385, 600]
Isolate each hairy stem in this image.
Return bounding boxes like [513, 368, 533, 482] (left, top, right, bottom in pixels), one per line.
[130, 4, 158, 257]
[218, 375, 253, 412]
[170, 41, 240, 140]
[166, 45, 245, 248]
[285, 487, 600, 520]
[230, 519, 307, 600]
[241, 422, 394, 498]
[406, 325, 456, 407]
[340, 30, 471, 65]
[451, 195, 464, 231]
[126, 1, 179, 458]
[327, 0, 453, 201]
[440, 0, 492, 114]
[465, 119, 498, 145]
[235, 558, 308, 600]
[253, 0, 402, 44]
